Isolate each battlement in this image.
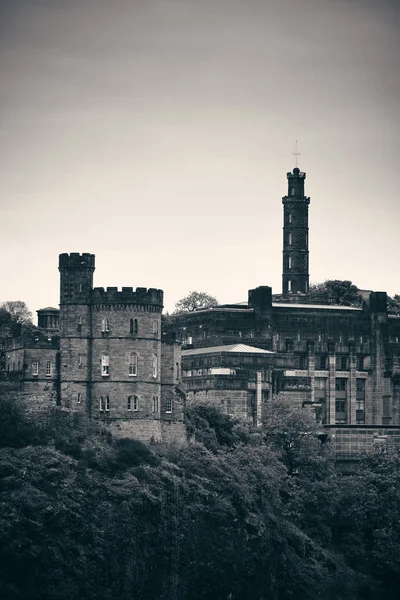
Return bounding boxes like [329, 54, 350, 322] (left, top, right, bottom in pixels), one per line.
[59, 253, 95, 270]
[91, 286, 164, 306]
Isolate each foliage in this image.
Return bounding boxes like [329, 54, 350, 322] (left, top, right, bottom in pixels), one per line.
[308, 280, 363, 307]
[173, 290, 219, 314]
[0, 392, 398, 600]
[387, 294, 400, 315]
[0, 300, 33, 337]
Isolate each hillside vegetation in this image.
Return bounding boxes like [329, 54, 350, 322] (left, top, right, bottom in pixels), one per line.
[1, 393, 399, 600]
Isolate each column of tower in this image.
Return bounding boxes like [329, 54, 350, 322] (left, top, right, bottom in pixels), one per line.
[59, 253, 95, 413]
[282, 167, 310, 295]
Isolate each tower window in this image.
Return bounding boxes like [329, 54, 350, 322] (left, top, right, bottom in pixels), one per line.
[101, 354, 110, 376]
[152, 396, 159, 412]
[32, 361, 39, 376]
[288, 232, 292, 246]
[46, 361, 52, 377]
[288, 255, 292, 269]
[128, 395, 138, 411]
[135, 319, 138, 335]
[77, 393, 82, 404]
[99, 397, 104, 411]
[129, 352, 138, 377]
[288, 213, 292, 224]
[79, 283, 82, 293]
[78, 354, 83, 367]
[130, 318, 134, 334]
[165, 398, 173, 413]
[288, 279, 292, 292]
[105, 396, 110, 411]
[101, 318, 110, 333]
[176, 362, 180, 380]
[291, 187, 295, 196]
[152, 354, 158, 378]
[153, 319, 158, 335]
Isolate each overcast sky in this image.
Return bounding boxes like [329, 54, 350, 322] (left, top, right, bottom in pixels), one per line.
[0, 0, 399, 317]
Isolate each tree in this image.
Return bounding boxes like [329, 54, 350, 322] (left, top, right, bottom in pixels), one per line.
[0, 301, 33, 337]
[173, 291, 218, 314]
[308, 280, 363, 307]
[387, 294, 400, 315]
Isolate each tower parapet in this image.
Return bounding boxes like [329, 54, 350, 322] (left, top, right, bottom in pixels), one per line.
[91, 287, 163, 310]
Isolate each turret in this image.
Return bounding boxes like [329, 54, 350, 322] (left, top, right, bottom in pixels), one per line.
[59, 253, 95, 305]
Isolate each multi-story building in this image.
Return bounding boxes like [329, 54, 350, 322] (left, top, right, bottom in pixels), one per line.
[2, 253, 186, 444]
[168, 167, 400, 461]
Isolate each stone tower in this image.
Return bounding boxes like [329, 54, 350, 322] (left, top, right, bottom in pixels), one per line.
[59, 253, 95, 413]
[282, 167, 310, 295]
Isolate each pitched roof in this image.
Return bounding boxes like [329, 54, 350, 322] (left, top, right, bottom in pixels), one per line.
[182, 344, 274, 356]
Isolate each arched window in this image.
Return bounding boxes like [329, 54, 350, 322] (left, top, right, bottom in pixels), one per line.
[129, 352, 138, 377]
[152, 354, 158, 379]
[101, 317, 110, 333]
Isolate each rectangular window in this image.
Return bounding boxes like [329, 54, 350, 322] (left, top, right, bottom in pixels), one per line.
[356, 356, 364, 371]
[46, 361, 52, 377]
[105, 396, 110, 411]
[99, 397, 104, 412]
[288, 213, 292, 224]
[130, 318, 134, 334]
[336, 355, 348, 370]
[288, 255, 292, 269]
[152, 354, 158, 378]
[335, 400, 346, 412]
[335, 378, 347, 391]
[299, 354, 308, 370]
[129, 353, 138, 377]
[128, 395, 138, 411]
[134, 319, 138, 335]
[77, 393, 82, 404]
[78, 354, 83, 367]
[152, 396, 159, 412]
[288, 232, 292, 246]
[288, 279, 292, 292]
[101, 318, 110, 333]
[32, 361, 39, 376]
[101, 354, 110, 376]
[165, 398, 173, 413]
[79, 283, 82, 293]
[176, 362, 180, 380]
[317, 355, 327, 370]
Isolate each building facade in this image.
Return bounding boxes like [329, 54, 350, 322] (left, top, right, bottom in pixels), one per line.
[168, 167, 400, 461]
[2, 253, 186, 444]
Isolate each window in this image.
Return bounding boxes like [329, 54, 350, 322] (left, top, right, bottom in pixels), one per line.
[101, 354, 110, 376]
[129, 352, 138, 377]
[336, 355, 348, 370]
[32, 361, 39, 376]
[135, 319, 138, 335]
[78, 354, 83, 367]
[288, 279, 292, 292]
[79, 283, 82, 293]
[288, 232, 292, 246]
[357, 356, 364, 371]
[152, 396, 159, 412]
[291, 187, 295, 196]
[335, 400, 346, 413]
[46, 361, 52, 377]
[299, 354, 308, 370]
[176, 362, 180, 380]
[335, 378, 347, 392]
[128, 395, 138, 411]
[153, 319, 158, 335]
[12, 362, 15, 371]
[356, 399, 365, 411]
[77, 393, 82, 404]
[288, 255, 292, 269]
[105, 396, 110, 411]
[99, 397, 104, 412]
[288, 213, 292, 224]
[165, 398, 173, 413]
[317, 355, 327, 370]
[101, 317, 110, 333]
[152, 354, 158, 378]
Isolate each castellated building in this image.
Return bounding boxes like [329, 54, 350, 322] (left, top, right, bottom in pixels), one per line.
[2, 253, 186, 444]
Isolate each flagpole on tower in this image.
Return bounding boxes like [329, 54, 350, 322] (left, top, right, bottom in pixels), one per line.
[292, 140, 301, 168]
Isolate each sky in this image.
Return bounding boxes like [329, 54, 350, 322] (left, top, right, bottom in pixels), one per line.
[0, 0, 399, 318]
